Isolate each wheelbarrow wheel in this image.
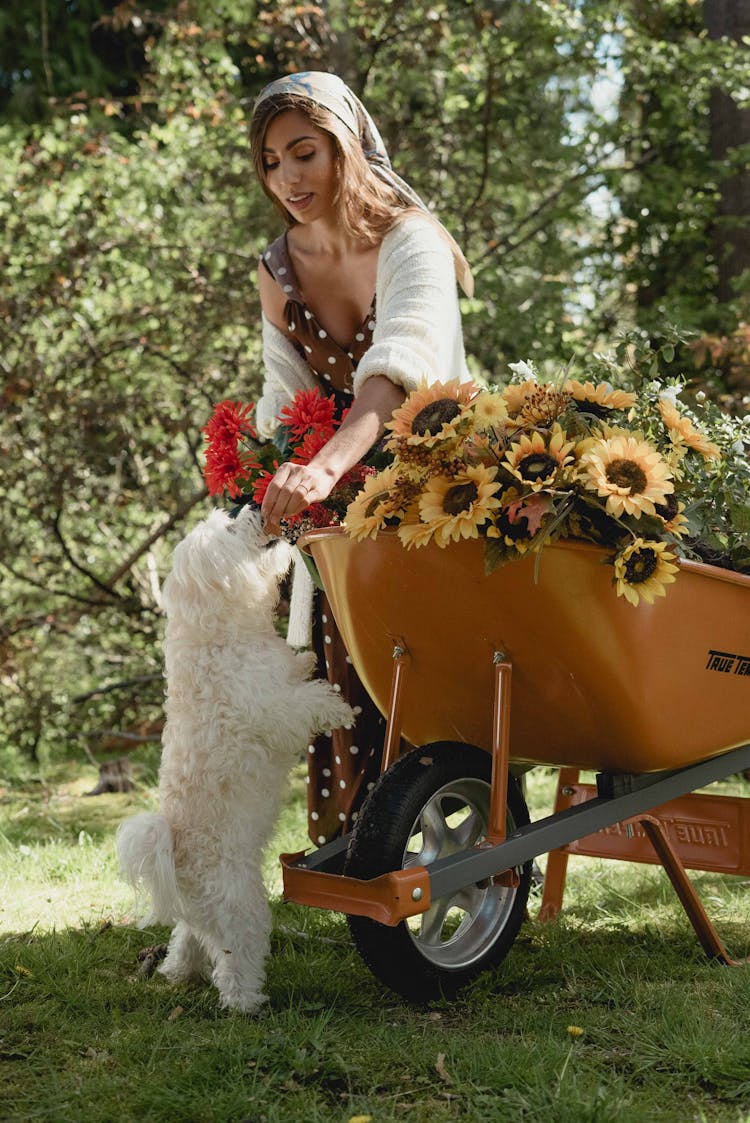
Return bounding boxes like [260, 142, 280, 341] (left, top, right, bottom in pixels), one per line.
[344, 742, 531, 1003]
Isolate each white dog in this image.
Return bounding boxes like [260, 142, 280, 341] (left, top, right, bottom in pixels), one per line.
[116, 505, 353, 1013]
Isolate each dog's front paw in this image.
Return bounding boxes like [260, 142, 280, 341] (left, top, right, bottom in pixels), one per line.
[320, 694, 356, 735]
[218, 987, 268, 1015]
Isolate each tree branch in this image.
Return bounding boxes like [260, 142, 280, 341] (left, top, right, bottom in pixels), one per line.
[103, 486, 208, 588]
[51, 507, 123, 600]
[72, 674, 162, 703]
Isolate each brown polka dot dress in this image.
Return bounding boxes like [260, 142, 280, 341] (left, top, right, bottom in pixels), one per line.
[261, 234, 385, 845]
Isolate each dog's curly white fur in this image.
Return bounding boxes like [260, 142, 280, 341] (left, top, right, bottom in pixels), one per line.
[116, 506, 354, 1013]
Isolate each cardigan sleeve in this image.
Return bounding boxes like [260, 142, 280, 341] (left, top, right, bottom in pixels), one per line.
[255, 315, 317, 439]
[352, 216, 468, 398]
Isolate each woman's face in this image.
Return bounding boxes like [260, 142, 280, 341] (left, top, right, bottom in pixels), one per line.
[262, 109, 338, 224]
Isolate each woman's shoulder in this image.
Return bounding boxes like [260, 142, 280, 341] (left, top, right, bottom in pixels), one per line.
[259, 232, 289, 277]
[379, 212, 453, 262]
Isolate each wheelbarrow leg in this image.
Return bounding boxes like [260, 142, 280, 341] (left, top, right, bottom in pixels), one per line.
[538, 767, 580, 920]
[638, 814, 749, 966]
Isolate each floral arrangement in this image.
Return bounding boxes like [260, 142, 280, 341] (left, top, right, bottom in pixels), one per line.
[201, 388, 373, 538]
[344, 352, 750, 606]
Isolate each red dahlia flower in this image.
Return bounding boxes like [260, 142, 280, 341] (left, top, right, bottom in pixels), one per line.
[279, 388, 336, 439]
[202, 399, 257, 446]
[204, 444, 260, 498]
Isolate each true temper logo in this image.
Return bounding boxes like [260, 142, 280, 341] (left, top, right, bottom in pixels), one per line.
[705, 649, 750, 676]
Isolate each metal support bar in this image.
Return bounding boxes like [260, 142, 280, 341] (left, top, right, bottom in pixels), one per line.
[427, 741, 750, 900]
[381, 641, 410, 774]
[281, 850, 431, 926]
[289, 833, 350, 874]
[485, 653, 511, 844]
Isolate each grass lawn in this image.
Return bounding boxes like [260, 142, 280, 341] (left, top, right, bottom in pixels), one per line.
[2, 757, 750, 1123]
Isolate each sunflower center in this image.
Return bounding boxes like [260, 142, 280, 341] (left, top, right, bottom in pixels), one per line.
[411, 399, 462, 436]
[653, 493, 678, 521]
[443, 482, 478, 515]
[605, 457, 648, 494]
[518, 452, 558, 481]
[573, 399, 607, 420]
[624, 548, 658, 585]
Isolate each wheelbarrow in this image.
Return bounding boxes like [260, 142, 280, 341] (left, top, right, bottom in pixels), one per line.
[280, 529, 750, 1002]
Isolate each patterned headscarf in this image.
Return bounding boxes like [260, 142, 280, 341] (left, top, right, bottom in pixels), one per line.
[253, 71, 474, 297]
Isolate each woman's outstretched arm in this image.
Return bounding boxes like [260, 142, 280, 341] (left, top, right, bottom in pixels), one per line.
[260, 374, 404, 535]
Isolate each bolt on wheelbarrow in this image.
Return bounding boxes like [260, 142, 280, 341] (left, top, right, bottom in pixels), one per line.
[281, 529, 750, 1003]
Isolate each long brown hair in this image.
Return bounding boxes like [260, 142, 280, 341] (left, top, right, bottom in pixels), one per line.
[249, 93, 414, 246]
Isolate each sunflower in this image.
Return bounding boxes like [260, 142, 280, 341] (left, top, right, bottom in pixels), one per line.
[417, 464, 502, 545]
[503, 423, 575, 491]
[613, 539, 679, 606]
[658, 397, 721, 460]
[580, 434, 674, 518]
[565, 379, 637, 415]
[397, 517, 438, 550]
[386, 380, 476, 448]
[653, 493, 689, 538]
[344, 464, 404, 541]
[471, 390, 508, 431]
[501, 379, 538, 416]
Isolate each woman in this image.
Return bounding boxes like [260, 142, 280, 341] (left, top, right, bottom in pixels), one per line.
[250, 71, 472, 843]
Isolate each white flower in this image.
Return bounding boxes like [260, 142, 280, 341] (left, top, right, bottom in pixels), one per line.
[508, 360, 537, 381]
[658, 385, 681, 406]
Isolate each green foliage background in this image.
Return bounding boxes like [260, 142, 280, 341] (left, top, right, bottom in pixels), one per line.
[1, 0, 749, 769]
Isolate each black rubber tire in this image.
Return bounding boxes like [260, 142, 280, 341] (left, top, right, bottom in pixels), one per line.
[345, 742, 531, 1003]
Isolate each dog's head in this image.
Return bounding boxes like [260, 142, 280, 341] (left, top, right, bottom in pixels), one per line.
[163, 506, 293, 627]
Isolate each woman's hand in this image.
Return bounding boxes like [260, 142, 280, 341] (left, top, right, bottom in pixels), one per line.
[261, 376, 405, 536]
[261, 459, 337, 535]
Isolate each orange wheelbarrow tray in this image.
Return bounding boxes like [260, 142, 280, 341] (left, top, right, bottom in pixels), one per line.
[281, 530, 750, 991]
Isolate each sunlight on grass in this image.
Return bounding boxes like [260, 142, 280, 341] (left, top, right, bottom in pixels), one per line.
[0, 758, 310, 933]
[3, 759, 750, 1121]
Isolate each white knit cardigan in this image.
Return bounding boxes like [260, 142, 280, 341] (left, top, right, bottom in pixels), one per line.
[256, 215, 469, 646]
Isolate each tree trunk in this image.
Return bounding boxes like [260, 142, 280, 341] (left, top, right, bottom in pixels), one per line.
[705, 0, 750, 302]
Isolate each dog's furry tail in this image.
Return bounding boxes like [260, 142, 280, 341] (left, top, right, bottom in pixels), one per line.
[116, 813, 180, 928]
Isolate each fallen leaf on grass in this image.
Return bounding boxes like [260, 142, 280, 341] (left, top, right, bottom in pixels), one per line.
[167, 1005, 184, 1021]
[435, 1053, 452, 1083]
[14, 964, 32, 977]
[80, 1046, 110, 1061]
[137, 943, 168, 978]
[348, 1116, 373, 1122]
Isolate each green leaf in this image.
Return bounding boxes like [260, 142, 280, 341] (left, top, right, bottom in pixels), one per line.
[483, 538, 516, 576]
[728, 503, 750, 535]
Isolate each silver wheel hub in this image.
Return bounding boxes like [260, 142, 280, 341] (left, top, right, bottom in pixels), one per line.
[402, 776, 519, 970]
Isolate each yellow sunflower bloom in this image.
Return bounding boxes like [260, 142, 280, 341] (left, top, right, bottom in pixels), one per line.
[385, 379, 477, 449]
[418, 464, 502, 546]
[472, 389, 508, 430]
[653, 494, 689, 538]
[504, 423, 576, 491]
[580, 434, 674, 518]
[613, 539, 679, 606]
[658, 398, 721, 460]
[345, 465, 403, 541]
[565, 380, 637, 412]
[397, 519, 438, 550]
[502, 379, 538, 416]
